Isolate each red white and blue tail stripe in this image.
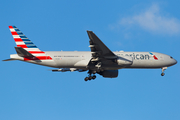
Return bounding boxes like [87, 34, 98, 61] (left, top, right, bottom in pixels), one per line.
[9, 26, 52, 61]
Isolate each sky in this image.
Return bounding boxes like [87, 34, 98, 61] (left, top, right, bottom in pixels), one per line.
[0, 0, 180, 120]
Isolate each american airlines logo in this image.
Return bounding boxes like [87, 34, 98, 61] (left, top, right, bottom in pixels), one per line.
[117, 53, 158, 60]
[149, 52, 158, 60]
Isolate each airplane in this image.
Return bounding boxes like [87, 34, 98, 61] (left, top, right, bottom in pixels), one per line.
[3, 26, 177, 81]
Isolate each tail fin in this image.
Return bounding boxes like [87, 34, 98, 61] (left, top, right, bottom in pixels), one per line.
[9, 26, 40, 50]
[8, 26, 52, 61]
[9, 26, 45, 55]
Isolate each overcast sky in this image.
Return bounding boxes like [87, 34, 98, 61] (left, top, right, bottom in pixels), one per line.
[1, 0, 180, 120]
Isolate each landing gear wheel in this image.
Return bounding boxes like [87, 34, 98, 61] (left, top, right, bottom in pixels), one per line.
[161, 73, 165, 76]
[84, 77, 89, 81]
[85, 70, 97, 81]
[89, 76, 92, 80]
[92, 75, 96, 80]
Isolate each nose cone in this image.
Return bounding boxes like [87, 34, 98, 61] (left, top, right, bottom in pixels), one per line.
[166, 56, 177, 67]
[173, 59, 177, 65]
[170, 58, 177, 66]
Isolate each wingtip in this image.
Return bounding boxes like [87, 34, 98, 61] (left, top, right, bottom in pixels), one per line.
[87, 30, 93, 34]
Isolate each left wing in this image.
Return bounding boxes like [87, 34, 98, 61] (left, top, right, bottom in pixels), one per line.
[87, 31, 118, 68]
[87, 31, 117, 61]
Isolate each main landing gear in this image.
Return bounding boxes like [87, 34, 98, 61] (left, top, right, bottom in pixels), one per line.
[161, 67, 167, 76]
[84, 70, 97, 81]
[84, 75, 96, 81]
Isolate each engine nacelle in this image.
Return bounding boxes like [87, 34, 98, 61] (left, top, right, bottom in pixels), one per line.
[116, 56, 133, 66]
[99, 70, 118, 78]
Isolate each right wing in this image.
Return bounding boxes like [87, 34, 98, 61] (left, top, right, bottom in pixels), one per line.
[51, 68, 87, 72]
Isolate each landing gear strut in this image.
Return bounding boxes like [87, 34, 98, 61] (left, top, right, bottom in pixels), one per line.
[161, 67, 167, 76]
[84, 70, 96, 81]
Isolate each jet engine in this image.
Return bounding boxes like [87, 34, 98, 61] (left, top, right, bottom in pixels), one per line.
[116, 56, 133, 66]
[98, 70, 118, 78]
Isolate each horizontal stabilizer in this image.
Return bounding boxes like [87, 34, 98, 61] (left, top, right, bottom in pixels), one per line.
[15, 47, 34, 57]
[3, 58, 17, 61]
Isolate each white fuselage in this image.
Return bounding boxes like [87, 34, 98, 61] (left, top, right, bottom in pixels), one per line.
[12, 51, 176, 70]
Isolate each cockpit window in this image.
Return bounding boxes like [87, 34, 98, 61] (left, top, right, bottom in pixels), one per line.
[170, 56, 173, 59]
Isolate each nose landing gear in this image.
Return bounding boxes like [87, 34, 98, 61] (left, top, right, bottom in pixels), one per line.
[161, 67, 167, 76]
[161, 73, 165, 76]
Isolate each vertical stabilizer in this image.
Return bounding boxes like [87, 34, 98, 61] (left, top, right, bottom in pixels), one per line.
[8, 26, 52, 61]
